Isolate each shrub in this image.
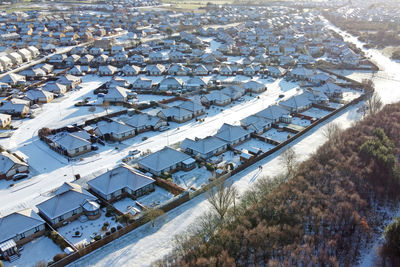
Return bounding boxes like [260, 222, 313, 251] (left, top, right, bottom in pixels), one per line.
[75, 231, 80, 236]
[110, 227, 116, 233]
[105, 231, 111, 236]
[206, 163, 215, 171]
[117, 225, 122, 230]
[94, 235, 101, 241]
[53, 253, 67, 262]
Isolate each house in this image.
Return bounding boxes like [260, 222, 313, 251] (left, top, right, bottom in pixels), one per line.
[0, 73, 26, 86]
[308, 73, 333, 86]
[214, 123, 251, 147]
[201, 91, 231, 106]
[20, 68, 46, 79]
[94, 120, 135, 141]
[159, 77, 183, 91]
[220, 65, 233, 76]
[132, 77, 153, 90]
[49, 131, 92, 157]
[37, 182, 100, 228]
[0, 151, 29, 180]
[103, 86, 129, 102]
[287, 67, 314, 81]
[8, 52, 23, 65]
[0, 55, 12, 69]
[0, 113, 11, 128]
[193, 65, 209, 76]
[240, 115, 273, 134]
[264, 66, 286, 78]
[221, 86, 245, 100]
[25, 89, 54, 104]
[303, 89, 329, 105]
[181, 136, 228, 160]
[98, 65, 118, 76]
[0, 99, 30, 117]
[122, 64, 141, 76]
[243, 65, 256, 76]
[279, 93, 313, 113]
[56, 74, 81, 89]
[88, 164, 155, 202]
[111, 45, 124, 55]
[17, 48, 33, 62]
[167, 64, 189, 76]
[0, 209, 45, 261]
[177, 101, 205, 117]
[145, 64, 165, 76]
[243, 80, 266, 93]
[124, 113, 167, 133]
[255, 105, 292, 123]
[157, 106, 193, 123]
[184, 77, 208, 91]
[78, 54, 94, 65]
[313, 82, 343, 98]
[42, 82, 67, 94]
[137, 146, 193, 176]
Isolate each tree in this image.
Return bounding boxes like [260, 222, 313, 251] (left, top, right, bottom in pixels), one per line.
[102, 101, 110, 115]
[280, 146, 297, 178]
[145, 208, 165, 227]
[322, 122, 342, 144]
[207, 181, 238, 220]
[0, 260, 3, 267]
[384, 217, 400, 254]
[89, 106, 96, 118]
[366, 92, 382, 116]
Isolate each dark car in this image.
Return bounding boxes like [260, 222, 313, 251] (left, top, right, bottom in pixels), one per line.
[13, 173, 29, 181]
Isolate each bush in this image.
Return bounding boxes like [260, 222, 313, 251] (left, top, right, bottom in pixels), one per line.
[206, 163, 215, 171]
[53, 253, 67, 262]
[75, 231, 80, 236]
[110, 227, 116, 233]
[117, 225, 122, 230]
[384, 217, 400, 255]
[105, 231, 111, 236]
[94, 235, 101, 241]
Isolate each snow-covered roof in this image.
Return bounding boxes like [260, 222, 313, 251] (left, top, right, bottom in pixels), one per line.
[0, 208, 44, 243]
[0, 151, 28, 175]
[124, 113, 161, 128]
[255, 105, 290, 121]
[37, 182, 97, 220]
[181, 136, 227, 155]
[50, 132, 91, 151]
[215, 123, 250, 143]
[95, 120, 134, 135]
[88, 164, 155, 196]
[279, 93, 312, 110]
[138, 147, 191, 173]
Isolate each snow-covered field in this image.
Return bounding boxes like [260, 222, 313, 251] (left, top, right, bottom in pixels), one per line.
[301, 107, 331, 119]
[261, 128, 293, 143]
[4, 236, 63, 267]
[235, 139, 276, 153]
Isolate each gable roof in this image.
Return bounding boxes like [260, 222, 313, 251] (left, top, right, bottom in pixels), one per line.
[88, 165, 155, 196]
[50, 132, 91, 151]
[0, 151, 28, 175]
[181, 136, 227, 155]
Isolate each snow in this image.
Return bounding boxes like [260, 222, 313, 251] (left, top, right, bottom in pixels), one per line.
[4, 236, 63, 267]
[172, 166, 212, 190]
[261, 128, 293, 143]
[301, 107, 331, 119]
[57, 211, 121, 247]
[235, 139, 276, 153]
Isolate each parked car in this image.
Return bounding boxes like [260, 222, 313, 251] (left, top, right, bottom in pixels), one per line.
[13, 173, 28, 181]
[129, 149, 140, 156]
[279, 94, 285, 98]
[159, 126, 170, 132]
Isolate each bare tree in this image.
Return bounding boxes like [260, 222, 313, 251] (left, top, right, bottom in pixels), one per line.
[145, 208, 165, 227]
[89, 106, 96, 118]
[280, 146, 297, 178]
[102, 101, 110, 115]
[366, 92, 383, 116]
[323, 122, 342, 144]
[207, 181, 238, 220]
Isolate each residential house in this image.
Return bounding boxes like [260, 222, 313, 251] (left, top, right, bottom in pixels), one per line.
[98, 65, 118, 76]
[243, 80, 266, 93]
[0, 73, 26, 86]
[0, 209, 45, 261]
[124, 113, 167, 133]
[201, 91, 231, 106]
[132, 77, 153, 90]
[177, 101, 205, 117]
[0, 99, 30, 117]
[137, 146, 194, 176]
[181, 136, 228, 160]
[0, 151, 29, 180]
[255, 105, 292, 123]
[94, 120, 135, 141]
[88, 164, 155, 202]
[145, 64, 165, 76]
[221, 86, 245, 100]
[159, 77, 183, 91]
[56, 74, 81, 89]
[103, 86, 129, 103]
[215, 123, 251, 147]
[122, 65, 141, 76]
[240, 115, 273, 134]
[25, 89, 54, 104]
[0, 113, 11, 128]
[184, 77, 208, 91]
[49, 131, 92, 157]
[37, 182, 100, 228]
[157, 106, 193, 123]
[42, 82, 67, 94]
[279, 93, 313, 112]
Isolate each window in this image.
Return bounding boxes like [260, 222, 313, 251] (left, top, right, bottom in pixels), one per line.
[34, 226, 41, 233]
[72, 209, 77, 215]
[58, 215, 64, 222]
[75, 148, 80, 153]
[20, 233, 25, 239]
